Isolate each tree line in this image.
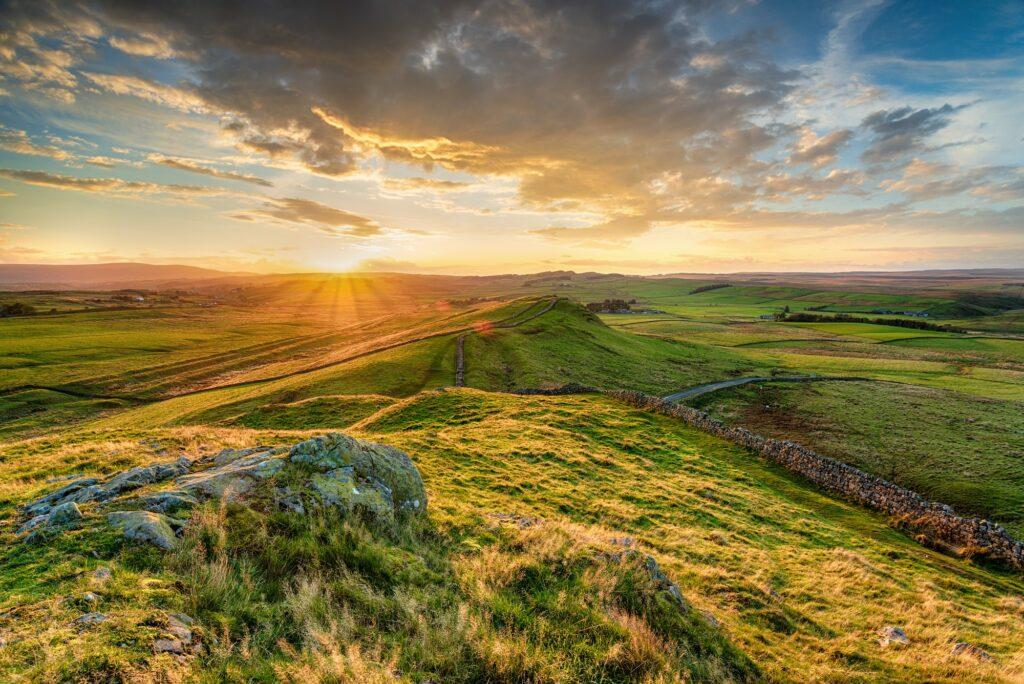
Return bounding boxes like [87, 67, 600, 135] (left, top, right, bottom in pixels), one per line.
[778, 311, 965, 333]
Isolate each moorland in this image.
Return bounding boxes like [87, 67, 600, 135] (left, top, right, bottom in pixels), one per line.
[1, 266, 1023, 682]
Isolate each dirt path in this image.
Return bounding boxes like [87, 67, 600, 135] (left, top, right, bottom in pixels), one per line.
[454, 335, 466, 387]
[662, 375, 870, 402]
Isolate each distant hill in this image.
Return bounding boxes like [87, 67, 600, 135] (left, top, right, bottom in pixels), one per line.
[0, 263, 251, 289]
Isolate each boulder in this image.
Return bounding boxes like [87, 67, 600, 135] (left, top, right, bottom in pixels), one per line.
[289, 433, 426, 517]
[176, 449, 286, 500]
[878, 626, 909, 648]
[48, 501, 84, 527]
[107, 511, 180, 550]
[136, 490, 198, 514]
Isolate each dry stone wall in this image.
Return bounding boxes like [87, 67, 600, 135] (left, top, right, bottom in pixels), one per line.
[606, 390, 1024, 571]
[509, 382, 1024, 571]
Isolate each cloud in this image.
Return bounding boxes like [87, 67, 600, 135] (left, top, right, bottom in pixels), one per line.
[0, 168, 233, 199]
[148, 154, 272, 187]
[860, 104, 967, 164]
[0, 0, 1019, 255]
[230, 197, 383, 237]
[882, 164, 1023, 202]
[380, 176, 471, 193]
[83, 72, 207, 113]
[0, 126, 70, 159]
[57, 0, 799, 238]
[789, 128, 854, 167]
[108, 33, 179, 59]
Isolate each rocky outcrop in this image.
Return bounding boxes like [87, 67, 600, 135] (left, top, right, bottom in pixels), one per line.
[177, 448, 286, 500]
[288, 433, 427, 519]
[18, 434, 427, 550]
[21, 457, 192, 519]
[608, 390, 1024, 572]
[18, 501, 84, 538]
[107, 511, 182, 550]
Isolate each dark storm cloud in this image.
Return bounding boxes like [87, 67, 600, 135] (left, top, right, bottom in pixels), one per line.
[860, 104, 967, 164]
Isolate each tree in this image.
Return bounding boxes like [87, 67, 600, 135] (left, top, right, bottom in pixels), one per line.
[0, 302, 37, 317]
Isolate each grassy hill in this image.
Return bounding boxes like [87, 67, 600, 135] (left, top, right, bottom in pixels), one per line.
[1, 390, 1022, 681]
[462, 300, 763, 394]
[3, 271, 1024, 681]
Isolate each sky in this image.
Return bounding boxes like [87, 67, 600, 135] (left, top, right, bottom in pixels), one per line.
[0, 0, 1021, 275]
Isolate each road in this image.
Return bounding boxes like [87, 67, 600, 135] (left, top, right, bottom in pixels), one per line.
[662, 375, 868, 402]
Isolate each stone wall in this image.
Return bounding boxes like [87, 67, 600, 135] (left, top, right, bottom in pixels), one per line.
[605, 390, 1024, 571]
[511, 383, 600, 396]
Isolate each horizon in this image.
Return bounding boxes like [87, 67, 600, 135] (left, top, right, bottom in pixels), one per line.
[1, 1, 1022, 274]
[3, 260, 1024, 280]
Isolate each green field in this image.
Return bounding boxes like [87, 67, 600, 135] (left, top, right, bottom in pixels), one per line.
[2, 270, 1024, 681]
[3, 391, 1023, 681]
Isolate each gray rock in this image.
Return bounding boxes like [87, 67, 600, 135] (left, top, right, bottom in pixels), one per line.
[289, 433, 427, 517]
[107, 511, 179, 550]
[153, 638, 183, 654]
[83, 592, 99, 604]
[48, 501, 83, 527]
[274, 487, 305, 515]
[212, 446, 276, 467]
[166, 613, 193, 647]
[73, 612, 107, 627]
[177, 449, 285, 500]
[92, 566, 112, 583]
[136, 490, 198, 514]
[17, 513, 49, 536]
[22, 477, 98, 517]
[21, 457, 192, 519]
[952, 642, 994, 661]
[102, 457, 191, 498]
[878, 626, 909, 648]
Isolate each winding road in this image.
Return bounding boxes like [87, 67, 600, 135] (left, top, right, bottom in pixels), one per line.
[662, 375, 870, 402]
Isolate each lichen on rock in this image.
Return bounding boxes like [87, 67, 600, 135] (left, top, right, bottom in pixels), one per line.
[288, 433, 427, 517]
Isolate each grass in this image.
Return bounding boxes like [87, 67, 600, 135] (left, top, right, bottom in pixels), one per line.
[2, 390, 1023, 681]
[463, 300, 765, 394]
[691, 380, 1024, 536]
[3, 273, 1024, 680]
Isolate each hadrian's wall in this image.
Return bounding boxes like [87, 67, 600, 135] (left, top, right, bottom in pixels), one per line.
[511, 384, 1024, 571]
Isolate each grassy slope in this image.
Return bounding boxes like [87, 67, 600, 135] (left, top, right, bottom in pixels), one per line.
[463, 300, 764, 394]
[692, 380, 1024, 536]
[2, 391, 1023, 681]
